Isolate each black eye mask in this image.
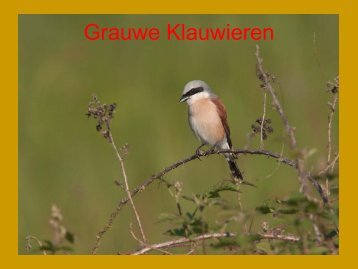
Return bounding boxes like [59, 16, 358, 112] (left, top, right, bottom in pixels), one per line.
[182, 86, 204, 98]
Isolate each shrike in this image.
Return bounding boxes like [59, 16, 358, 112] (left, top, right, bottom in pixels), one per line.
[180, 80, 243, 181]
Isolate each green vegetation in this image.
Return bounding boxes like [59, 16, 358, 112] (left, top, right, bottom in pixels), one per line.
[19, 15, 338, 254]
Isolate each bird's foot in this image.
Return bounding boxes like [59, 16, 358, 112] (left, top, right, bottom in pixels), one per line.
[208, 146, 217, 154]
[195, 144, 206, 161]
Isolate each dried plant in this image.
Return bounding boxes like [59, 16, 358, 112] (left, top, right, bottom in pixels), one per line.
[26, 46, 338, 255]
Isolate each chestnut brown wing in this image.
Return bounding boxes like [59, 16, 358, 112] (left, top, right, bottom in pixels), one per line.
[212, 97, 232, 148]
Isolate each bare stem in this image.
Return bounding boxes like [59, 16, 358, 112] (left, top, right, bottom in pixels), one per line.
[255, 45, 297, 150]
[25, 236, 48, 255]
[319, 153, 339, 176]
[258, 232, 300, 242]
[260, 91, 267, 149]
[255, 44, 312, 200]
[108, 133, 147, 244]
[327, 93, 338, 164]
[130, 231, 299, 255]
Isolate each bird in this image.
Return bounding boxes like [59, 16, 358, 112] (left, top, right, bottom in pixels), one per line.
[179, 80, 244, 181]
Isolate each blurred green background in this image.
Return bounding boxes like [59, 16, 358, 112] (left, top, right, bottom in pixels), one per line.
[19, 15, 338, 254]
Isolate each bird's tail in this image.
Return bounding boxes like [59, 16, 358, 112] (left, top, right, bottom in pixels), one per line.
[226, 156, 256, 187]
[226, 156, 243, 180]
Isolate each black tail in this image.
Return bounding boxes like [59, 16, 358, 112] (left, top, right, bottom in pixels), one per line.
[227, 158, 243, 180]
[227, 158, 257, 187]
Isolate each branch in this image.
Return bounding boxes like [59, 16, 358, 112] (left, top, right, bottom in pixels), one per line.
[92, 147, 298, 254]
[327, 89, 338, 163]
[319, 154, 339, 176]
[130, 232, 235, 255]
[87, 96, 147, 253]
[108, 133, 147, 244]
[255, 45, 324, 203]
[255, 45, 297, 150]
[130, 231, 300, 255]
[25, 236, 47, 255]
[260, 91, 268, 149]
[258, 232, 300, 242]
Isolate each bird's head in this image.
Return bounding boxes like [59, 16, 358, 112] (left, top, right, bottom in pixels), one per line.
[179, 80, 214, 105]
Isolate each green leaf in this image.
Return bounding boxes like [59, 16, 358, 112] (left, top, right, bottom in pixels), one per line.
[208, 182, 239, 198]
[304, 201, 318, 213]
[326, 230, 338, 239]
[189, 219, 208, 235]
[165, 228, 187, 237]
[278, 208, 299, 214]
[283, 194, 307, 206]
[65, 231, 75, 244]
[255, 242, 272, 254]
[157, 212, 179, 223]
[256, 205, 275, 214]
[185, 212, 195, 220]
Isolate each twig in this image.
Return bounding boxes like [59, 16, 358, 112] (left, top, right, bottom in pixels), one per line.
[258, 232, 300, 242]
[255, 45, 297, 150]
[131, 232, 235, 255]
[186, 242, 197, 254]
[265, 141, 285, 179]
[327, 93, 338, 164]
[108, 132, 147, 245]
[306, 174, 328, 204]
[25, 236, 47, 255]
[255, 45, 312, 200]
[323, 78, 339, 200]
[91, 147, 297, 253]
[260, 91, 267, 149]
[130, 231, 300, 255]
[309, 214, 324, 244]
[319, 153, 339, 176]
[92, 147, 326, 253]
[129, 223, 144, 245]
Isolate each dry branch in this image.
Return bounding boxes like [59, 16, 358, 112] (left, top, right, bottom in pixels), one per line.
[255, 45, 327, 203]
[255, 45, 297, 150]
[258, 232, 300, 242]
[92, 147, 317, 254]
[130, 231, 300, 255]
[108, 133, 147, 244]
[327, 93, 338, 163]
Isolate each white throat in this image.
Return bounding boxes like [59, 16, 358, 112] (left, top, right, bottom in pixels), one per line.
[186, 91, 211, 106]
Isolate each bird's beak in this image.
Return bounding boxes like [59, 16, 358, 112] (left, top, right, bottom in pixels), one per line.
[179, 95, 188, 103]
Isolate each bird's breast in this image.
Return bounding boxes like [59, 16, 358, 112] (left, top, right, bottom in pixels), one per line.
[189, 99, 225, 145]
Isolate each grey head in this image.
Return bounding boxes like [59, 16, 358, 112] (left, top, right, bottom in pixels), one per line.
[179, 80, 215, 104]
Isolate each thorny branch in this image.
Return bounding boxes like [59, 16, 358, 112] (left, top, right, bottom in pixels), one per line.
[255, 45, 325, 203]
[91, 146, 326, 254]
